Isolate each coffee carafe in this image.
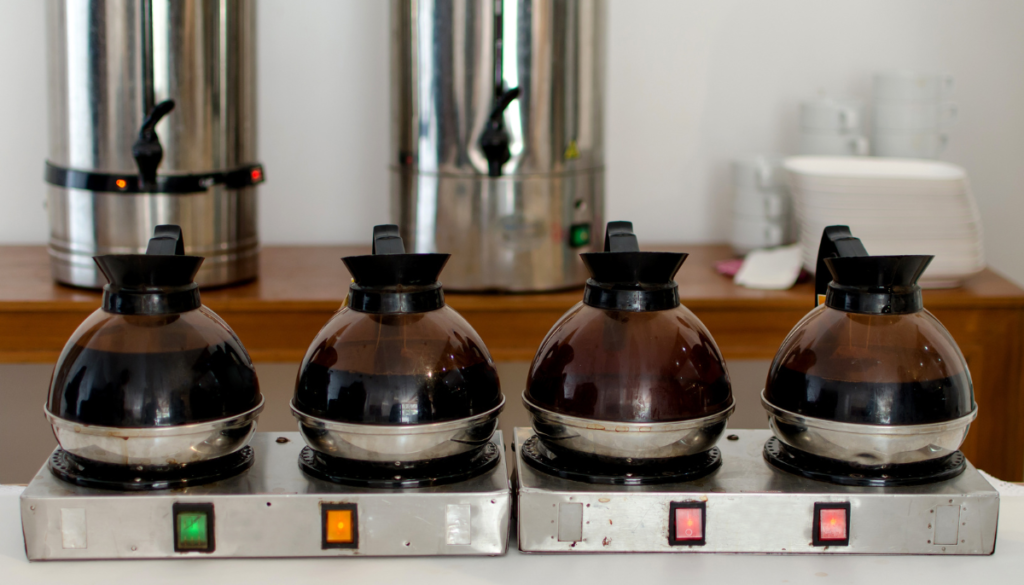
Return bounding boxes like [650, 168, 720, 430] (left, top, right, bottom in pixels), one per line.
[761, 225, 977, 486]
[521, 221, 734, 483]
[46, 225, 264, 490]
[291, 225, 505, 487]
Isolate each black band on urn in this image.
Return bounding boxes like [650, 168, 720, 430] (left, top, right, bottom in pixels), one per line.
[45, 160, 266, 194]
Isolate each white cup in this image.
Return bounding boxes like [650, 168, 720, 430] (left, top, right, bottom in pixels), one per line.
[798, 133, 869, 156]
[800, 97, 863, 133]
[874, 101, 957, 131]
[731, 215, 787, 254]
[874, 71, 954, 102]
[733, 185, 789, 220]
[732, 155, 786, 190]
[873, 131, 948, 159]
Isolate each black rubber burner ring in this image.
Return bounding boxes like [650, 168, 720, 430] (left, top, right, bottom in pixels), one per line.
[298, 443, 500, 489]
[521, 436, 722, 486]
[763, 437, 966, 487]
[49, 447, 254, 491]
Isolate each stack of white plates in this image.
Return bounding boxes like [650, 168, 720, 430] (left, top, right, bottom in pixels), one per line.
[783, 156, 984, 288]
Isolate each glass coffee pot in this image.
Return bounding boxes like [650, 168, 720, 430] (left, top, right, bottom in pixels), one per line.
[762, 225, 977, 486]
[46, 225, 264, 490]
[291, 225, 504, 487]
[522, 221, 734, 483]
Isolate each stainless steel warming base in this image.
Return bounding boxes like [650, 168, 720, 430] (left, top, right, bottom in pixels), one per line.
[20, 432, 511, 560]
[514, 428, 998, 555]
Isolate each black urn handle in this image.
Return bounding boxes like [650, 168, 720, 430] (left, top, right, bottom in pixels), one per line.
[145, 224, 186, 256]
[480, 87, 520, 177]
[603, 221, 640, 253]
[814, 225, 868, 306]
[372, 224, 406, 255]
[132, 100, 175, 189]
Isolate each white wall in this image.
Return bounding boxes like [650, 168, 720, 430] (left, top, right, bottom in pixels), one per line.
[2, 0, 1024, 284]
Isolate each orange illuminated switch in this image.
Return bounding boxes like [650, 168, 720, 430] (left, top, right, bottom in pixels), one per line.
[669, 502, 706, 546]
[321, 504, 359, 549]
[327, 510, 353, 542]
[813, 503, 850, 546]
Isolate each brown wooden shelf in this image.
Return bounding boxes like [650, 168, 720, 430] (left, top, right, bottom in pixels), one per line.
[2, 244, 1023, 480]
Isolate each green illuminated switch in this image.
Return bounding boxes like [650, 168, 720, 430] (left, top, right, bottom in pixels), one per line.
[173, 503, 215, 553]
[569, 223, 591, 248]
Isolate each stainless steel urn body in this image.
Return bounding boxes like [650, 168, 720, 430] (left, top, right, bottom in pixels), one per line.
[46, 0, 261, 288]
[391, 0, 605, 291]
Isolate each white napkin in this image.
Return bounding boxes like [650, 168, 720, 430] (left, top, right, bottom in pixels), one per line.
[978, 470, 1024, 496]
[0, 485, 25, 496]
[734, 245, 804, 290]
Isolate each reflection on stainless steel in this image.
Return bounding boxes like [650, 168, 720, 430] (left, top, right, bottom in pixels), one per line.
[292, 398, 505, 462]
[44, 398, 265, 467]
[21, 432, 512, 559]
[515, 428, 999, 554]
[524, 394, 734, 460]
[46, 0, 259, 288]
[391, 0, 606, 291]
[761, 391, 977, 466]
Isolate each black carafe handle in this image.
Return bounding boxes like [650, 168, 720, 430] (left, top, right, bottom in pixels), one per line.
[372, 224, 406, 255]
[603, 221, 640, 253]
[132, 100, 176, 190]
[480, 88, 520, 177]
[145, 225, 186, 256]
[814, 225, 868, 306]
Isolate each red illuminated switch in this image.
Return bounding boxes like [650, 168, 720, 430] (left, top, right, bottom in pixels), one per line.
[813, 503, 850, 546]
[669, 502, 706, 546]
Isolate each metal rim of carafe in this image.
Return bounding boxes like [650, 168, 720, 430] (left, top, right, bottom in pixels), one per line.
[522, 394, 734, 460]
[760, 391, 978, 436]
[761, 390, 977, 466]
[522, 393, 735, 433]
[44, 397, 264, 466]
[44, 396, 265, 436]
[289, 397, 505, 435]
[291, 398, 505, 463]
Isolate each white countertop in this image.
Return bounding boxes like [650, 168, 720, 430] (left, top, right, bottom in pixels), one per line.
[2, 487, 1023, 585]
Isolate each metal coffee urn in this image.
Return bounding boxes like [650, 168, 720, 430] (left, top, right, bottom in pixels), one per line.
[45, 0, 263, 288]
[391, 0, 606, 291]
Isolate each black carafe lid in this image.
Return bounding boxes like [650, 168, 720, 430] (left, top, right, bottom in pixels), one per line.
[580, 221, 687, 312]
[94, 225, 204, 315]
[342, 225, 451, 314]
[815, 225, 933, 315]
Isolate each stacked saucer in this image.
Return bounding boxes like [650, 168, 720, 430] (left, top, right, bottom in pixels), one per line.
[783, 156, 984, 288]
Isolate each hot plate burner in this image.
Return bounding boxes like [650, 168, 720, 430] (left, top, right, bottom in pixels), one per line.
[298, 443, 500, 489]
[520, 435, 721, 486]
[763, 437, 966, 487]
[48, 447, 254, 491]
